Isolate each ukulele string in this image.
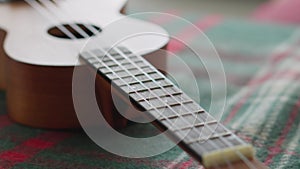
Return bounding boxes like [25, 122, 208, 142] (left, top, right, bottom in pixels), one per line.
[24, 1, 256, 168]
[25, 0, 77, 39]
[39, 0, 92, 38]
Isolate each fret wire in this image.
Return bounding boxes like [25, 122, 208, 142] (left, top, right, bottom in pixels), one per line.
[183, 118, 223, 137]
[172, 120, 218, 132]
[186, 132, 232, 144]
[123, 84, 175, 93]
[111, 48, 237, 151]
[159, 112, 208, 131]
[132, 91, 184, 102]
[139, 79, 153, 83]
[146, 99, 193, 111]
[160, 111, 209, 131]
[139, 99, 193, 112]
[159, 110, 205, 121]
[137, 93, 191, 106]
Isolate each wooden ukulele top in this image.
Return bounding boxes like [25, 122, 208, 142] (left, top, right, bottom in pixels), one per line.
[0, 0, 168, 66]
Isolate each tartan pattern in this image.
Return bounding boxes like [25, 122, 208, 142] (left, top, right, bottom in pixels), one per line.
[0, 13, 299, 168]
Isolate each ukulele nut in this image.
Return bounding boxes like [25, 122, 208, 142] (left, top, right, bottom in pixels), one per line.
[202, 144, 255, 168]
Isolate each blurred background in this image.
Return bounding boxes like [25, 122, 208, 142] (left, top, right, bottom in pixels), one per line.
[128, 0, 300, 24]
[128, 0, 265, 17]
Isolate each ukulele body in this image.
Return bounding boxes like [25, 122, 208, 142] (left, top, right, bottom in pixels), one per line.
[0, 0, 169, 129]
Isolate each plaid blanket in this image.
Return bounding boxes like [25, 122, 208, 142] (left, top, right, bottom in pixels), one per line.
[252, 0, 300, 24]
[0, 13, 299, 169]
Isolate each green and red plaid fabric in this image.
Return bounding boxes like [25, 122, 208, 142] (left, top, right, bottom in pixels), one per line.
[0, 12, 299, 169]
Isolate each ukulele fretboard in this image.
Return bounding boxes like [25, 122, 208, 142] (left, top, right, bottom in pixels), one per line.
[80, 46, 254, 168]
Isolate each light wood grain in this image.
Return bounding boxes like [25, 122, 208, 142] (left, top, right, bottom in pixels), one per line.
[6, 57, 81, 128]
[0, 29, 6, 90]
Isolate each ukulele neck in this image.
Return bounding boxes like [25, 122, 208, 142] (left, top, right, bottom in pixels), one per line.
[80, 46, 254, 168]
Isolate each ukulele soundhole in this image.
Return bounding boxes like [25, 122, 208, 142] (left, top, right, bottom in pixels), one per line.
[48, 23, 102, 39]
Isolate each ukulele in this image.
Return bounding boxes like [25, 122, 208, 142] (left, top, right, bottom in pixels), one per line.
[0, 0, 268, 168]
[0, 0, 168, 128]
